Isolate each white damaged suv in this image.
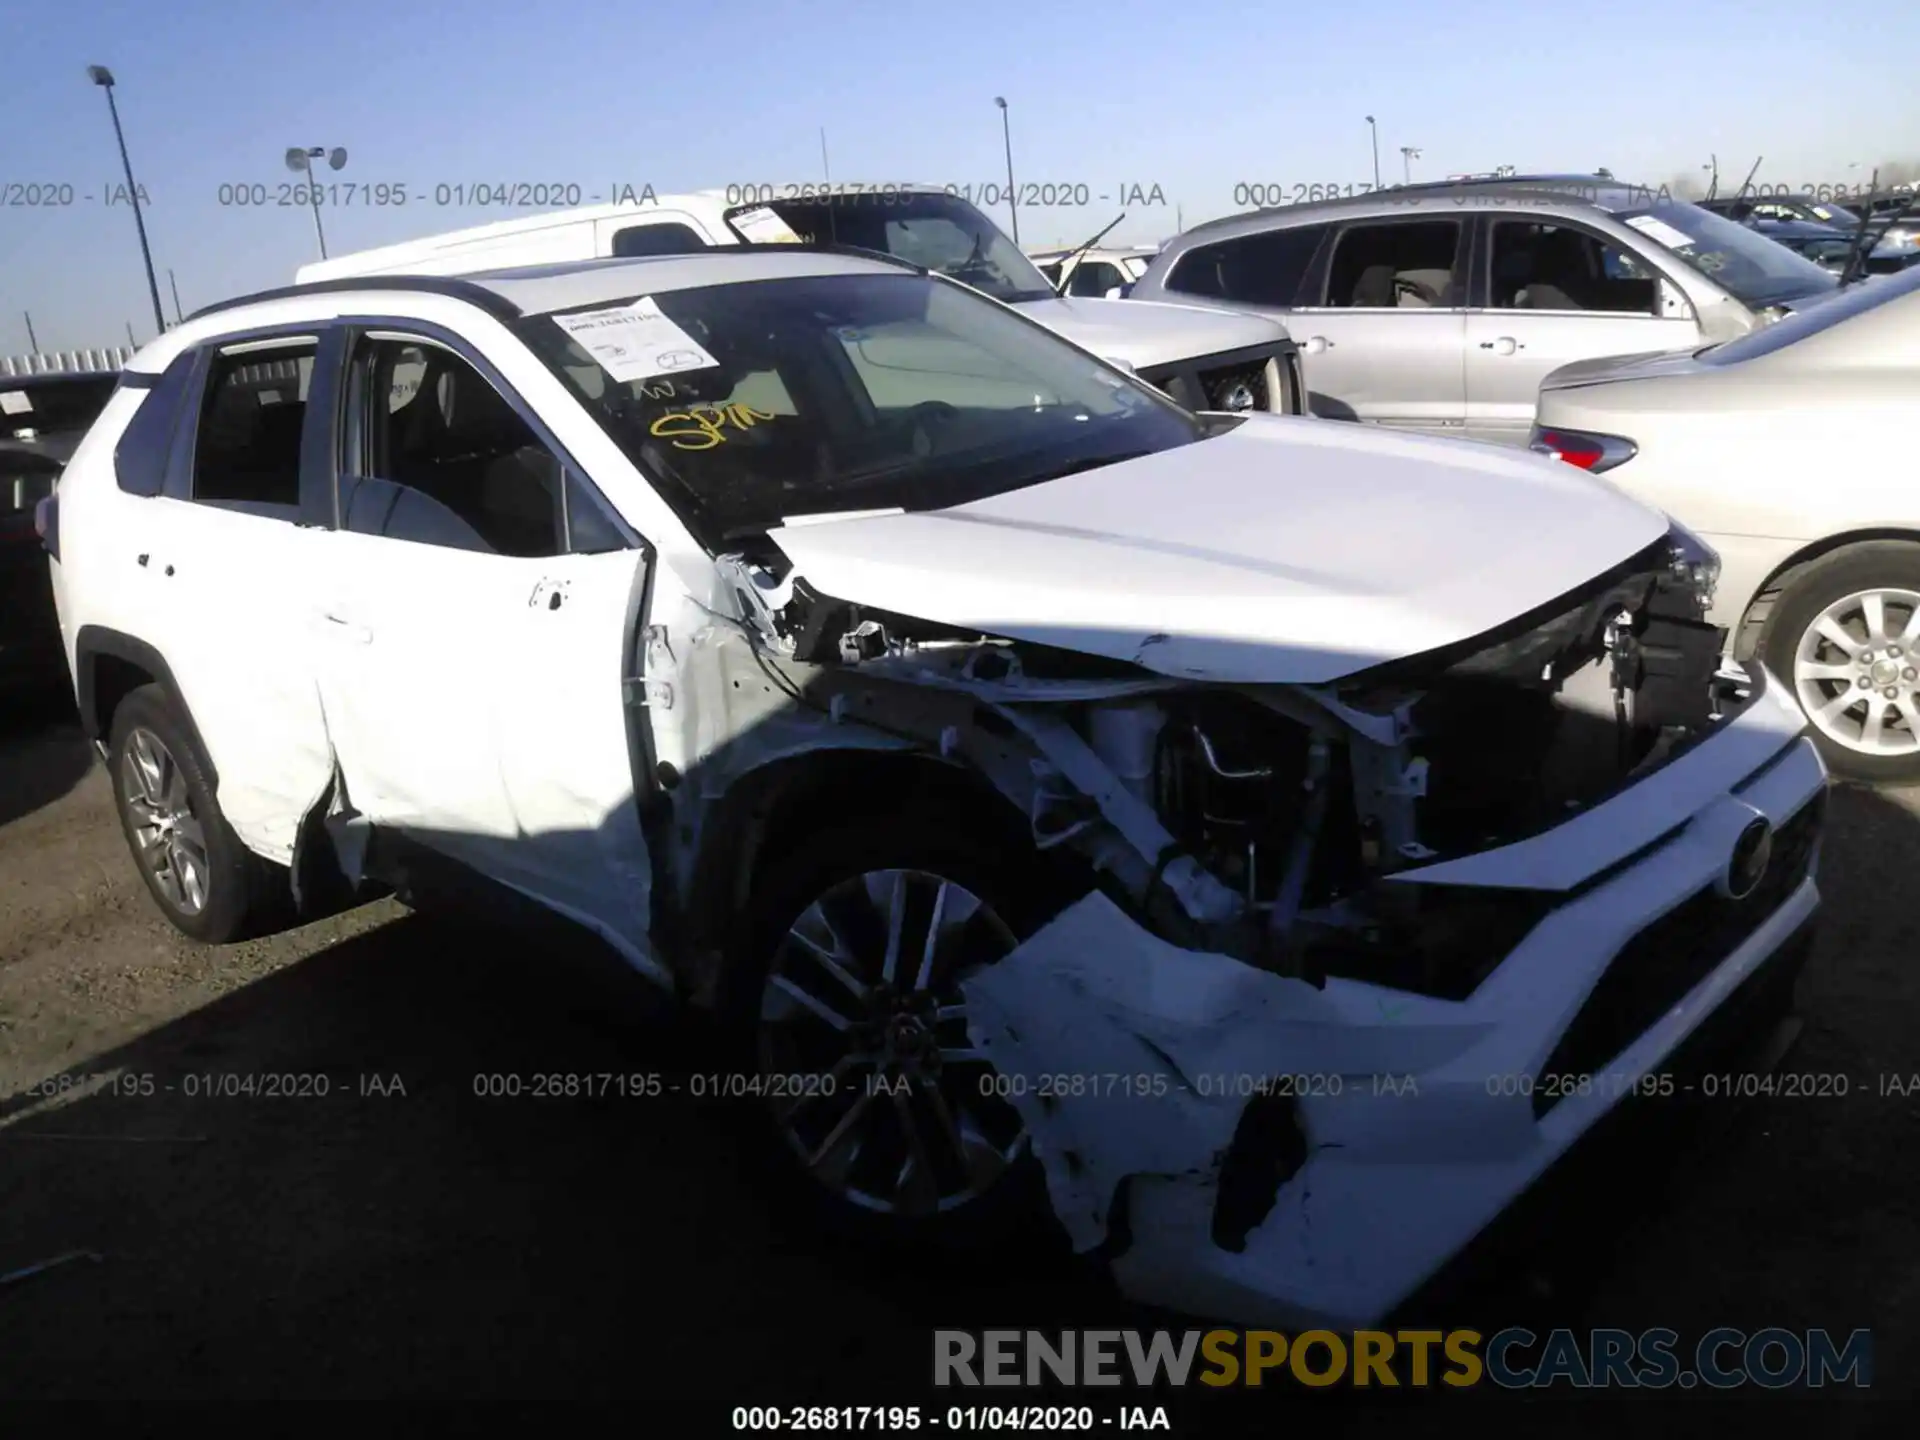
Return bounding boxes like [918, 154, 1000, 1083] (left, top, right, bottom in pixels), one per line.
[43, 247, 1826, 1329]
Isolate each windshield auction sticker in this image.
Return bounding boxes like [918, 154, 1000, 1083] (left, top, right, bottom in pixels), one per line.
[1623, 214, 1696, 250]
[551, 297, 719, 382]
[729, 205, 803, 242]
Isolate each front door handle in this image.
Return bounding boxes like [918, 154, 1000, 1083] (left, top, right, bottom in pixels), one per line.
[1302, 335, 1334, 354]
[1478, 336, 1522, 355]
[316, 609, 373, 645]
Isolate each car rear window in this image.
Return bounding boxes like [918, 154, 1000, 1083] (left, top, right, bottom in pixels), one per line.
[1165, 225, 1332, 306]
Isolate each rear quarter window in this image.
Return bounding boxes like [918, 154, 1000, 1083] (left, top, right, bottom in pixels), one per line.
[113, 350, 201, 496]
[1165, 225, 1332, 306]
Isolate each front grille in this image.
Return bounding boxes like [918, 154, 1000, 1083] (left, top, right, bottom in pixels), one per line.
[1530, 788, 1825, 1118]
[1135, 345, 1293, 414]
[1198, 360, 1269, 413]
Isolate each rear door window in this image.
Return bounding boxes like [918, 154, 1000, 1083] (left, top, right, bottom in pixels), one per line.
[1317, 220, 1463, 308]
[190, 341, 317, 511]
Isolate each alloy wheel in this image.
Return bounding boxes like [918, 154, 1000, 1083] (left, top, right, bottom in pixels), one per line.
[1792, 587, 1920, 758]
[121, 725, 211, 916]
[758, 868, 1028, 1217]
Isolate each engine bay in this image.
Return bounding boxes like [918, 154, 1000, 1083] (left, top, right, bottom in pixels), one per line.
[710, 530, 1733, 995]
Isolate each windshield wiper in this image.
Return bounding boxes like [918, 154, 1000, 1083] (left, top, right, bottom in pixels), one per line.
[1842, 169, 1918, 287]
[1050, 212, 1128, 295]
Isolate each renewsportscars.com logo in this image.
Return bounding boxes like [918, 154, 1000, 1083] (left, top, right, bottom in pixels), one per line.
[934, 1328, 1872, 1389]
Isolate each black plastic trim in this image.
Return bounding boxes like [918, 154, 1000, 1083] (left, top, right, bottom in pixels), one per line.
[192, 274, 526, 325]
[72, 625, 215, 783]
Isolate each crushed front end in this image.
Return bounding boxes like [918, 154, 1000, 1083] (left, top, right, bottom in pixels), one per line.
[690, 521, 1823, 1328]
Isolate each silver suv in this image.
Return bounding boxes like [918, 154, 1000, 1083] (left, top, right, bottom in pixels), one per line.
[1130, 176, 1841, 445]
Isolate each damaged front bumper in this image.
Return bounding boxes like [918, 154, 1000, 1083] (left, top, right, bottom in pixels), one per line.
[962, 666, 1827, 1330]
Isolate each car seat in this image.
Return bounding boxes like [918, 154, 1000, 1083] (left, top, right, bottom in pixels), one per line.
[1350, 264, 1397, 307]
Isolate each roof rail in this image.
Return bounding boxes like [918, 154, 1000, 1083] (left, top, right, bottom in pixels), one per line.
[189, 273, 527, 324]
[188, 243, 929, 324]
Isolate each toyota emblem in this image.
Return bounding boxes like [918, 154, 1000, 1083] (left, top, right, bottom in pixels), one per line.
[1726, 817, 1774, 900]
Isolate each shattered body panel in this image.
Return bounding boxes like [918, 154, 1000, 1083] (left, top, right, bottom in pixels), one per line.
[962, 690, 1823, 1328]
[671, 478, 1825, 1327]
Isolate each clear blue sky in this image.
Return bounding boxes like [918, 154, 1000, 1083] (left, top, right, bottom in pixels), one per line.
[3, 0, 1915, 354]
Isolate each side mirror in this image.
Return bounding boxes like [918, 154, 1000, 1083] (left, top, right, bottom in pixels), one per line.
[1104, 286, 1125, 300]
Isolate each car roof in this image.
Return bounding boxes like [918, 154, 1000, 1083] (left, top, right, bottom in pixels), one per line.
[200, 246, 923, 328]
[312, 184, 955, 254]
[0, 370, 119, 389]
[1172, 175, 1671, 243]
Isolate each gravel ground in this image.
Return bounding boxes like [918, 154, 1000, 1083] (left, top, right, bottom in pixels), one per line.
[0, 689, 1914, 1435]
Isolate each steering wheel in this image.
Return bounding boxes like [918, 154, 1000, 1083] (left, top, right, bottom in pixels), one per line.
[1393, 275, 1443, 304]
[902, 400, 959, 458]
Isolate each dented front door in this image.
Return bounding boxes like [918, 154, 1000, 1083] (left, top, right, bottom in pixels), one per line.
[312, 534, 657, 972]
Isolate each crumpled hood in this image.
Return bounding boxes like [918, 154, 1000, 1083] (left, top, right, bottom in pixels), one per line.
[1011, 294, 1291, 369]
[767, 415, 1670, 685]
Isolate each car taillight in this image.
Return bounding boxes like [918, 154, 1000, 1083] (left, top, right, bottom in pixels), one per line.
[1529, 426, 1637, 474]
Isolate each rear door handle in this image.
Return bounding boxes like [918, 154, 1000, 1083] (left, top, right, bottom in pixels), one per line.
[1478, 336, 1522, 354]
[316, 609, 373, 645]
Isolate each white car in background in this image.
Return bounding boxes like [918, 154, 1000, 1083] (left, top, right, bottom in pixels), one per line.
[1532, 263, 1920, 782]
[297, 187, 1303, 417]
[1030, 244, 1161, 297]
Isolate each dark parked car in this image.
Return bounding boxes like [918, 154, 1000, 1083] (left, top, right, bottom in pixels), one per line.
[1700, 193, 1919, 273]
[0, 372, 120, 692]
[1751, 218, 1856, 272]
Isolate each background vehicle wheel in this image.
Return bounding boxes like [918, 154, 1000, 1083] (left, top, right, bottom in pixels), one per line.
[725, 821, 1068, 1253]
[107, 684, 285, 943]
[1761, 542, 1920, 784]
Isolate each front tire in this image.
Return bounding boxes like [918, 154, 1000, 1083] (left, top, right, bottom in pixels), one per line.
[726, 821, 1063, 1252]
[107, 684, 284, 943]
[1761, 542, 1920, 784]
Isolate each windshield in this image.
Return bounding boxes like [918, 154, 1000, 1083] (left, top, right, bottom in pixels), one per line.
[517, 272, 1204, 546]
[1698, 261, 1920, 365]
[1616, 201, 1839, 308]
[722, 191, 1059, 305]
[1804, 201, 1861, 227]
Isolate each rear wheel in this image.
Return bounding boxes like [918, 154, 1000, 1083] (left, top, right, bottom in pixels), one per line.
[107, 684, 285, 943]
[1762, 542, 1920, 784]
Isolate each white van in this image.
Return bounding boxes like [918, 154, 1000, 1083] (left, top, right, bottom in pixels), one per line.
[296, 185, 1304, 415]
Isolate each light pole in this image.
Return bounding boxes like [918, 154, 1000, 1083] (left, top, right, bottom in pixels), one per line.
[1400, 146, 1422, 185]
[286, 146, 347, 259]
[1365, 116, 1381, 190]
[994, 96, 1019, 244]
[87, 66, 166, 336]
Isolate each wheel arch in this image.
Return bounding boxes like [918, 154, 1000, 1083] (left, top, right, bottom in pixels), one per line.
[674, 746, 1046, 1008]
[73, 625, 215, 784]
[1734, 528, 1920, 660]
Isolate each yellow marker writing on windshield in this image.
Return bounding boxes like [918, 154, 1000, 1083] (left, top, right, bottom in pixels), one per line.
[649, 403, 778, 451]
